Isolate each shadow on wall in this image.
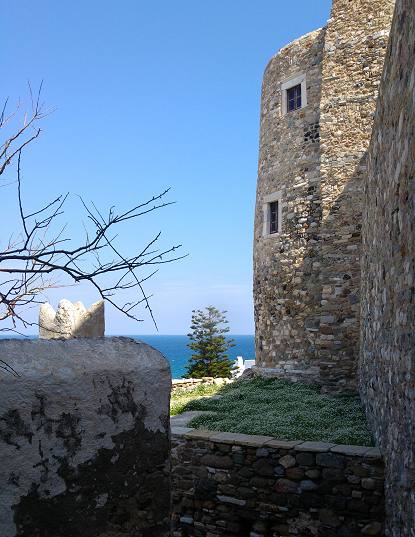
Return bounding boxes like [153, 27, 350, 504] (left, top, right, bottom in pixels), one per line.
[266, 148, 368, 391]
[310, 152, 368, 390]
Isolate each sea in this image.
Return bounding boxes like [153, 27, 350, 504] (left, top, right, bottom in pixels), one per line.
[133, 335, 255, 378]
[0, 334, 255, 379]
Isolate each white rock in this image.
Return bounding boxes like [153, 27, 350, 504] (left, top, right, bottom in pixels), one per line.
[39, 299, 105, 339]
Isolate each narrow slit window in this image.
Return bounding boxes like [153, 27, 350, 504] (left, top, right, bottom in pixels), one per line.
[269, 201, 279, 234]
[287, 84, 302, 112]
[262, 191, 282, 237]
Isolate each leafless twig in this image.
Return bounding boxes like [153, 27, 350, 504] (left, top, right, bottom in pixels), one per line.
[0, 88, 184, 334]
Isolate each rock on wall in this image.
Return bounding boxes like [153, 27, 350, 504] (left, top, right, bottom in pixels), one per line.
[171, 428, 384, 537]
[359, 0, 415, 534]
[253, 0, 394, 391]
[0, 338, 171, 537]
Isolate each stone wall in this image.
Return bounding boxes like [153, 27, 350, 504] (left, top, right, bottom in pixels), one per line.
[0, 338, 171, 537]
[253, 0, 394, 391]
[316, 0, 394, 389]
[253, 27, 326, 384]
[172, 377, 231, 393]
[359, 0, 415, 534]
[171, 428, 384, 537]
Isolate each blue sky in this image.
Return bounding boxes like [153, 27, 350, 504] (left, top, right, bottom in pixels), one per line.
[2, 0, 331, 335]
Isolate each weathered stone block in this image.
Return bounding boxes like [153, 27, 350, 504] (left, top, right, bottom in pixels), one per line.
[321, 468, 345, 482]
[216, 495, 246, 506]
[295, 441, 335, 453]
[253, 458, 275, 477]
[361, 478, 376, 490]
[299, 479, 318, 492]
[285, 467, 305, 481]
[279, 454, 296, 468]
[194, 478, 217, 501]
[0, 337, 171, 537]
[305, 468, 320, 479]
[316, 453, 346, 468]
[330, 444, 372, 457]
[200, 454, 233, 470]
[275, 478, 299, 494]
[264, 439, 302, 449]
[319, 508, 341, 528]
[296, 452, 315, 466]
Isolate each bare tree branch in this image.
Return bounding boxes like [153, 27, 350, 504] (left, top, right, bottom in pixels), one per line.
[0, 88, 185, 334]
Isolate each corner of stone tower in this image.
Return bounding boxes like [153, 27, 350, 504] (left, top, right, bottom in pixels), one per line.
[253, 0, 395, 391]
[329, 0, 395, 18]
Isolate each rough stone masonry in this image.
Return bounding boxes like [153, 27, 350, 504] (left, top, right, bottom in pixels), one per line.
[253, 0, 395, 391]
[171, 428, 384, 537]
[0, 337, 171, 537]
[359, 0, 415, 534]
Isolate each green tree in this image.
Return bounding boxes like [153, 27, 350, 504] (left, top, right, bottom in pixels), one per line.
[185, 306, 235, 378]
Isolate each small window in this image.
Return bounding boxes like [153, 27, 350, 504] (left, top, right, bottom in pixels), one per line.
[269, 201, 279, 234]
[281, 74, 307, 115]
[287, 84, 302, 112]
[262, 191, 282, 237]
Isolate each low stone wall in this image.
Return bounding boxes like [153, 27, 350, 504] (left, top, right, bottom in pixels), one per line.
[172, 377, 231, 393]
[171, 428, 384, 537]
[0, 338, 171, 537]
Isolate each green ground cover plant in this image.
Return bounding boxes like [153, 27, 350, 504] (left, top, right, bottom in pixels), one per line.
[170, 383, 222, 416]
[177, 378, 374, 446]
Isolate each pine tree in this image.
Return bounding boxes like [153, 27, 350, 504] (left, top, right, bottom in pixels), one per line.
[185, 306, 235, 378]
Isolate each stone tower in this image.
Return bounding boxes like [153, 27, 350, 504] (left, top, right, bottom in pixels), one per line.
[253, 0, 395, 391]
